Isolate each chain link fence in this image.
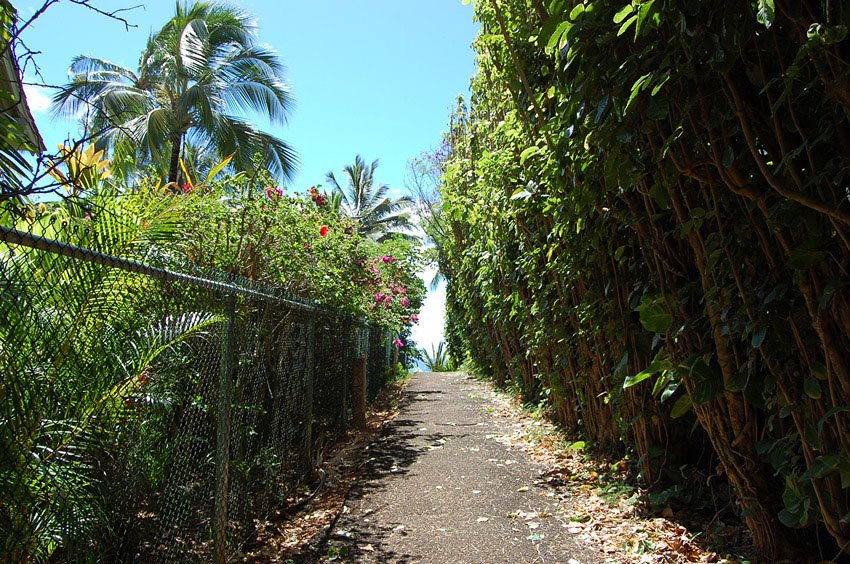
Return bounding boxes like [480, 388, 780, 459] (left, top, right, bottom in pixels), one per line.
[0, 210, 393, 562]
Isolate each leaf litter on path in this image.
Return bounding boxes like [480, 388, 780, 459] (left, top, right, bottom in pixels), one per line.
[480, 385, 756, 564]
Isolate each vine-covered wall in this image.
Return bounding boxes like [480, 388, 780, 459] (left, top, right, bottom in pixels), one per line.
[437, 1, 850, 558]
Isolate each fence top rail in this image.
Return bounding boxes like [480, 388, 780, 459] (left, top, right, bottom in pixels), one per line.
[0, 224, 321, 311]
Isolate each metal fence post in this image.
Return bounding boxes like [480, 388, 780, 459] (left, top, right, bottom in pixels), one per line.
[214, 294, 236, 564]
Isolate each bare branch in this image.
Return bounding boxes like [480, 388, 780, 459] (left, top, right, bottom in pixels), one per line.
[67, 0, 143, 32]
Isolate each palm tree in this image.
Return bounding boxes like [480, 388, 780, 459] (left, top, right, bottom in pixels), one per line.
[51, 1, 296, 184]
[325, 155, 415, 241]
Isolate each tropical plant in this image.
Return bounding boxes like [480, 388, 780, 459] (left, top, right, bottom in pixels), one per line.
[51, 1, 296, 184]
[46, 143, 112, 196]
[326, 155, 415, 241]
[421, 341, 455, 372]
[0, 186, 221, 560]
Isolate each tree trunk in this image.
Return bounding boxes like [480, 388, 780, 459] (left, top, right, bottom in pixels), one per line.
[168, 132, 183, 188]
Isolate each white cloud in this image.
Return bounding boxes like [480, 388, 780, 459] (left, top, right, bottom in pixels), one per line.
[23, 85, 51, 114]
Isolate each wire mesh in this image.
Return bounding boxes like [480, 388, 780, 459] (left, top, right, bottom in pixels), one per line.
[0, 210, 391, 562]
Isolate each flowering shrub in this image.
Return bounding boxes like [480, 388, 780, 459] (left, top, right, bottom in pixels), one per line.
[309, 186, 327, 207]
[181, 166, 424, 330]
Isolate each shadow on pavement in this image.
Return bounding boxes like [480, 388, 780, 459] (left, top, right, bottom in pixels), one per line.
[311, 386, 447, 562]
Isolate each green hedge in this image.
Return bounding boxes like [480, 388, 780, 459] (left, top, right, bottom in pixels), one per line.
[437, 1, 850, 558]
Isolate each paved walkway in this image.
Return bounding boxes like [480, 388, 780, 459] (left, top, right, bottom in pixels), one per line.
[320, 371, 593, 563]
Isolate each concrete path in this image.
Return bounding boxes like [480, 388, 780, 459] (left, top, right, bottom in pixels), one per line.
[319, 371, 593, 563]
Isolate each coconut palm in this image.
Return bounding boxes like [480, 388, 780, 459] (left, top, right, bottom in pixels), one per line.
[51, 1, 296, 184]
[325, 155, 415, 241]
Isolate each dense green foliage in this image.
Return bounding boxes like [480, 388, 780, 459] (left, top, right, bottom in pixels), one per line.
[1, 185, 215, 561]
[436, 0, 850, 558]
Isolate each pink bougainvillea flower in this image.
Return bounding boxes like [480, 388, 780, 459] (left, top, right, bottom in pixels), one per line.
[381, 255, 391, 263]
[319, 225, 329, 237]
[374, 292, 384, 302]
[393, 338, 404, 348]
[401, 297, 410, 307]
[265, 187, 283, 199]
[305, 244, 311, 249]
[410, 313, 419, 322]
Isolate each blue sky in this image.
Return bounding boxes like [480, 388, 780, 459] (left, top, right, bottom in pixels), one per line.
[18, 0, 476, 353]
[20, 0, 477, 196]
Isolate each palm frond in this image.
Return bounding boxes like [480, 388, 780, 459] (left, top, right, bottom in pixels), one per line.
[51, 2, 295, 180]
[178, 17, 211, 76]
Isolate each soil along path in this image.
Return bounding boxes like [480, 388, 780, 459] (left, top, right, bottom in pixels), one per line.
[320, 371, 593, 563]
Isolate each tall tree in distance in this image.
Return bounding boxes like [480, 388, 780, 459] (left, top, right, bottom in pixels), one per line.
[326, 155, 415, 241]
[52, 1, 297, 184]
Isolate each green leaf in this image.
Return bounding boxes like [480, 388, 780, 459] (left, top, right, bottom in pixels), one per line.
[570, 440, 586, 450]
[617, 13, 638, 36]
[613, 4, 634, 24]
[546, 20, 572, 50]
[670, 394, 692, 418]
[520, 146, 541, 165]
[778, 507, 806, 528]
[787, 245, 827, 270]
[548, 0, 568, 15]
[569, 4, 585, 20]
[595, 96, 610, 123]
[801, 454, 839, 481]
[614, 245, 625, 261]
[625, 73, 651, 113]
[812, 361, 828, 381]
[659, 380, 679, 402]
[778, 480, 809, 527]
[623, 362, 660, 389]
[511, 188, 533, 201]
[839, 457, 850, 489]
[636, 296, 673, 333]
[649, 182, 671, 209]
[756, 0, 775, 28]
[803, 378, 822, 399]
[634, 0, 658, 38]
[693, 378, 723, 405]
[206, 152, 234, 183]
[819, 280, 837, 311]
